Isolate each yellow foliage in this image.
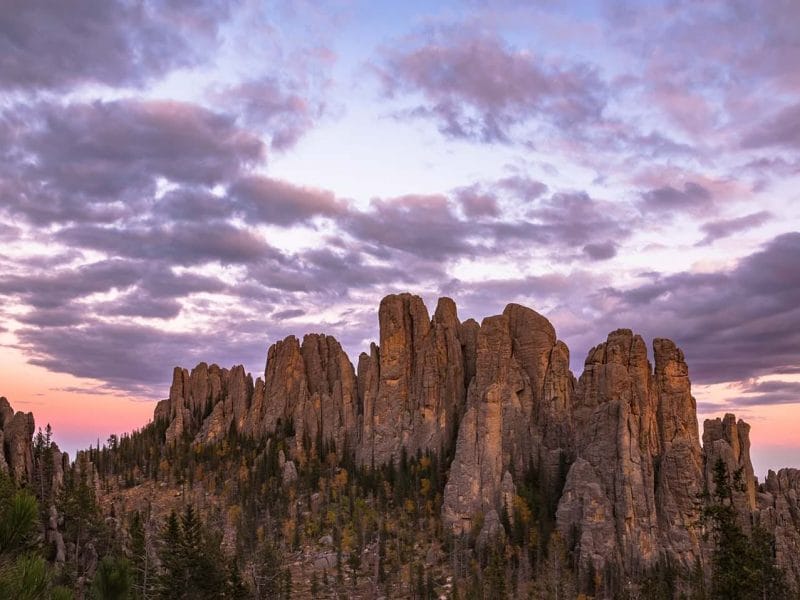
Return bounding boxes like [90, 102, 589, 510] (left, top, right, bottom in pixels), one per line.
[332, 469, 349, 495]
[341, 524, 355, 553]
[404, 498, 416, 514]
[419, 478, 431, 497]
[419, 456, 431, 469]
[325, 509, 337, 527]
[227, 505, 242, 525]
[282, 517, 296, 542]
[513, 494, 532, 526]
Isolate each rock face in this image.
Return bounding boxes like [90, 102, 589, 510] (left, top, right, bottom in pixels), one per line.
[145, 293, 800, 594]
[555, 331, 703, 587]
[161, 333, 358, 461]
[161, 363, 253, 443]
[703, 414, 757, 526]
[357, 294, 466, 466]
[442, 304, 574, 535]
[702, 414, 800, 593]
[759, 469, 800, 591]
[0, 396, 35, 483]
[251, 333, 358, 459]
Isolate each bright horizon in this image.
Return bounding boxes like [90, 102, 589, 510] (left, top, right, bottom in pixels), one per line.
[1, 1, 799, 479]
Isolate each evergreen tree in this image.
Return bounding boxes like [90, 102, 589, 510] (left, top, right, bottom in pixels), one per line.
[156, 511, 184, 599]
[253, 538, 284, 598]
[0, 553, 49, 600]
[484, 539, 507, 599]
[0, 473, 69, 599]
[33, 424, 55, 508]
[91, 555, 132, 600]
[225, 557, 247, 598]
[704, 458, 791, 599]
[155, 507, 229, 599]
[128, 511, 152, 599]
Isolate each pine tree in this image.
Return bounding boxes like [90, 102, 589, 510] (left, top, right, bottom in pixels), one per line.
[156, 507, 228, 599]
[128, 511, 152, 599]
[484, 539, 507, 599]
[253, 538, 284, 598]
[704, 458, 791, 599]
[91, 555, 132, 600]
[156, 511, 184, 599]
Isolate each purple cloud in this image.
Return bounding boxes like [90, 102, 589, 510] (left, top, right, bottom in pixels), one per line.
[594, 232, 800, 384]
[0, 0, 231, 92]
[215, 76, 326, 150]
[583, 241, 617, 261]
[377, 31, 606, 142]
[455, 185, 500, 218]
[724, 380, 800, 408]
[2, 99, 264, 226]
[639, 182, 714, 215]
[742, 103, 800, 150]
[230, 175, 347, 225]
[696, 211, 772, 246]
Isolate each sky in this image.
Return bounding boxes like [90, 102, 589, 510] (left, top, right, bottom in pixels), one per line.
[1, 0, 799, 478]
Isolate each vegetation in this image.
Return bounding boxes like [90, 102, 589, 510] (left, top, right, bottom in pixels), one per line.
[0, 469, 74, 599]
[702, 458, 791, 600]
[8, 417, 797, 598]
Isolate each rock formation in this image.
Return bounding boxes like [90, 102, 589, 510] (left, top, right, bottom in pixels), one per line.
[1, 395, 35, 482]
[703, 413, 757, 526]
[123, 293, 800, 594]
[442, 304, 574, 536]
[758, 468, 800, 590]
[555, 331, 704, 586]
[357, 294, 466, 466]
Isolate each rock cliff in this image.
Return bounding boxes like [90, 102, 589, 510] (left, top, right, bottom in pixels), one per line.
[1, 395, 35, 483]
[555, 332, 704, 587]
[81, 293, 800, 594]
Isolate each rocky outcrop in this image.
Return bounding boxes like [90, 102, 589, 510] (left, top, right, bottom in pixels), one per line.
[357, 294, 466, 466]
[1, 396, 35, 483]
[555, 331, 703, 588]
[758, 468, 800, 591]
[143, 294, 800, 594]
[703, 414, 757, 527]
[160, 333, 358, 462]
[251, 333, 358, 459]
[704, 415, 800, 592]
[442, 304, 574, 535]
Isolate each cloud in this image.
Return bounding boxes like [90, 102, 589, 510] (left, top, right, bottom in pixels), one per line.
[15, 319, 268, 395]
[0, 0, 231, 92]
[742, 103, 800, 150]
[376, 31, 606, 142]
[725, 380, 800, 407]
[343, 194, 479, 260]
[230, 175, 347, 225]
[594, 232, 800, 384]
[0, 259, 141, 309]
[271, 308, 306, 320]
[525, 191, 631, 249]
[2, 99, 264, 226]
[57, 221, 280, 267]
[455, 185, 499, 218]
[696, 211, 772, 246]
[246, 244, 418, 295]
[583, 241, 617, 260]
[495, 176, 548, 201]
[214, 76, 325, 150]
[639, 182, 714, 215]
